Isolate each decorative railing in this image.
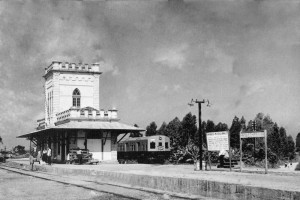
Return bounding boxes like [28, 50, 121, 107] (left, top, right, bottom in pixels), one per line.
[56, 110, 71, 122]
[45, 61, 101, 75]
[55, 107, 119, 123]
[36, 118, 45, 129]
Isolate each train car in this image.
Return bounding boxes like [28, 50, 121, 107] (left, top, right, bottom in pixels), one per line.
[117, 135, 171, 164]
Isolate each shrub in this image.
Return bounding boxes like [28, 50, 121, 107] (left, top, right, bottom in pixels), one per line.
[295, 162, 300, 171]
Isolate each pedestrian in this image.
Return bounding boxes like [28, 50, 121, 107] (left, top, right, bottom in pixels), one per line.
[29, 154, 34, 171]
[47, 146, 52, 165]
[66, 151, 71, 164]
[42, 148, 47, 164]
[77, 149, 82, 164]
[37, 149, 41, 164]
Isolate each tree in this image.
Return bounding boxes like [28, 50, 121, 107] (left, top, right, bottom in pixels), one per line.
[268, 123, 281, 156]
[13, 145, 26, 155]
[286, 135, 295, 159]
[145, 122, 157, 136]
[182, 140, 200, 164]
[214, 122, 229, 132]
[165, 117, 182, 148]
[279, 127, 288, 158]
[296, 133, 300, 152]
[157, 122, 167, 136]
[202, 120, 215, 145]
[180, 112, 197, 146]
[229, 116, 242, 149]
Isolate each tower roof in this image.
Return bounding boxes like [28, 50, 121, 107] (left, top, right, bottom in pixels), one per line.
[44, 61, 102, 78]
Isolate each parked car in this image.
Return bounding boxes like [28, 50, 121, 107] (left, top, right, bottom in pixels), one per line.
[0, 154, 5, 162]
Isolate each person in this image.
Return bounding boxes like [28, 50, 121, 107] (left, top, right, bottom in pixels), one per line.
[37, 149, 41, 164]
[42, 148, 47, 164]
[218, 150, 229, 168]
[29, 154, 34, 171]
[77, 149, 82, 164]
[47, 147, 52, 165]
[66, 151, 71, 164]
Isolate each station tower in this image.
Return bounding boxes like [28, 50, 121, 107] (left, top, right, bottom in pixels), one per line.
[43, 62, 102, 127]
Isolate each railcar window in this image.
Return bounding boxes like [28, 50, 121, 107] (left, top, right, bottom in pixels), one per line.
[137, 142, 140, 151]
[165, 142, 169, 149]
[150, 141, 156, 149]
[159, 142, 162, 146]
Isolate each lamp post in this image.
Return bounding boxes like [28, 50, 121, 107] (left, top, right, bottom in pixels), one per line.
[188, 98, 210, 170]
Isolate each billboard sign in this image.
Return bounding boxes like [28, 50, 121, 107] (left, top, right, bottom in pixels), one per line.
[240, 132, 265, 138]
[206, 131, 229, 151]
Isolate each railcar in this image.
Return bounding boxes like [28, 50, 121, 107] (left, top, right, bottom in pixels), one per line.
[117, 135, 171, 164]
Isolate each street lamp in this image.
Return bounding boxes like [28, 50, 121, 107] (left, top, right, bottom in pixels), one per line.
[188, 98, 210, 170]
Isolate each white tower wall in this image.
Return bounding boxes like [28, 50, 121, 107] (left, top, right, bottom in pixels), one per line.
[44, 62, 101, 126]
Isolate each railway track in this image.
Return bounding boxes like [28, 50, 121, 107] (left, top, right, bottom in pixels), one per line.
[0, 164, 215, 200]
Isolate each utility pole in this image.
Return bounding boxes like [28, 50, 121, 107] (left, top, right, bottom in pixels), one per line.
[188, 99, 210, 170]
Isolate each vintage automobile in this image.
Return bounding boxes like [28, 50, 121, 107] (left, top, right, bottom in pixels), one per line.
[0, 153, 5, 163]
[67, 149, 98, 164]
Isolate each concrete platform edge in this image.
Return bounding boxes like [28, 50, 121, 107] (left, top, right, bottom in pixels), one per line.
[3, 161, 300, 200]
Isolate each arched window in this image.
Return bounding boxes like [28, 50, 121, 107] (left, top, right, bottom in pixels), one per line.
[72, 88, 81, 107]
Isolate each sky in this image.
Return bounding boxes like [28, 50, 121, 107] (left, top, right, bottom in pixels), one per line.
[0, 0, 299, 149]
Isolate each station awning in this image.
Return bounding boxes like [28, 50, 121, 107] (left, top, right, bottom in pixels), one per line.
[17, 120, 144, 138]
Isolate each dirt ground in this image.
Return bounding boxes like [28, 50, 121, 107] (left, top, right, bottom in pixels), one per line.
[8, 159, 300, 192]
[0, 168, 131, 200]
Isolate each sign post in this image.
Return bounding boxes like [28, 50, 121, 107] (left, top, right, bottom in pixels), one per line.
[264, 130, 268, 174]
[206, 131, 230, 170]
[240, 130, 268, 174]
[240, 130, 242, 172]
[206, 131, 229, 151]
[228, 132, 232, 171]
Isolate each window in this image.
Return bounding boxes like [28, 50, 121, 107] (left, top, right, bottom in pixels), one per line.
[58, 138, 60, 155]
[165, 142, 169, 149]
[159, 142, 162, 146]
[150, 141, 156, 149]
[72, 88, 81, 107]
[131, 144, 135, 151]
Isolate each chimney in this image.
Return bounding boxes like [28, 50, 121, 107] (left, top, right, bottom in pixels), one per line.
[107, 110, 112, 118]
[111, 108, 118, 119]
[92, 63, 100, 72]
[65, 62, 69, 69]
[100, 109, 104, 118]
[92, 110, 96, 118]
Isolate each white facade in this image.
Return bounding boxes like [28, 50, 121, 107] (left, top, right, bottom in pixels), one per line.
[44, 62, 101, 127]
[21, 61, 143, 163]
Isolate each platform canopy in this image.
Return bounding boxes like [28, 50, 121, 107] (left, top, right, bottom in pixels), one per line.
[17, 120, 144, 138]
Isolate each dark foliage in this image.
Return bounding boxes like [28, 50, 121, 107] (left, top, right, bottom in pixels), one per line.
[145, 121, 157, 136]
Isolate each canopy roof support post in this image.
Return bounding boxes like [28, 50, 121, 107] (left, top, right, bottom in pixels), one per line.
[117, 133, 129, 144]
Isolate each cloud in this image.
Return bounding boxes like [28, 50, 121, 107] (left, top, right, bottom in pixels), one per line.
[0, 0, 300, 147]
[160, 84, 181, 93]
[153, 43, 188, 69]
[204, 42, 234, 74]
[99, 60, 119, 76]
[173, 84, 181, 92]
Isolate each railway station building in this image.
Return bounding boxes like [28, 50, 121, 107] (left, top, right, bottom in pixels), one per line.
[18, 61, 144, 162]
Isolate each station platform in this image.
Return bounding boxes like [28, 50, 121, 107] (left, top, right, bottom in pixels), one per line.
[2, 159, 300, 200]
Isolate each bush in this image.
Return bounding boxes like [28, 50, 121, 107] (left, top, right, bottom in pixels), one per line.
[295, 162, 300, 171]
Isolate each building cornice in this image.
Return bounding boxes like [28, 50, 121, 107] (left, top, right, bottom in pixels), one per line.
[43, 69, 102, 79]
